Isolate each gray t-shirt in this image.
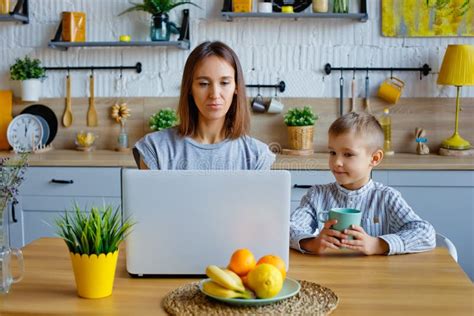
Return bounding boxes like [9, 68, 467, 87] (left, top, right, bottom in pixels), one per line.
[134, 128, 275, 170]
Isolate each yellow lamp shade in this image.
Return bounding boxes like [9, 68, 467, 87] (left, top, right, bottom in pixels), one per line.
[437, 44, 474, 86]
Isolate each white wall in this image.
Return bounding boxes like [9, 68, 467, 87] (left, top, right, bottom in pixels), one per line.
[0, 0, 472, 98]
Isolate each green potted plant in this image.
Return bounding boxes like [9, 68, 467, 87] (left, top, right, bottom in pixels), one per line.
[55, 204, 134, 299]
[283, 106, 318, 151]
[119, 0, 200, 41]
[149, 108, 178, 131]
[10, 56, 46, 102]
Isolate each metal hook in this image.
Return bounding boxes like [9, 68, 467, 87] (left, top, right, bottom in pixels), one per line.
[390, 68, 393, 79]
[120, 67, 123, 79]
[366, 68, 369, 78]
[67, 68, 70, 76]
[353, 68, 356, 80]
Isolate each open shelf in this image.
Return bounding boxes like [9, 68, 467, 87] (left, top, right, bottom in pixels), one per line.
[0, 0, 29, 24]
[49, 8, 190, 51]
[221, 12, 368, 22]
[221, 0, 368, 22]
[48, 40, 190, 51]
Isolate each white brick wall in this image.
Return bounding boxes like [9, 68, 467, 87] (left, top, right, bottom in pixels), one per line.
[0, 0, 473, 98]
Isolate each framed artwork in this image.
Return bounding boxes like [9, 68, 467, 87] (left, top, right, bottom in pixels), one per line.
[382, 0, 474, 37]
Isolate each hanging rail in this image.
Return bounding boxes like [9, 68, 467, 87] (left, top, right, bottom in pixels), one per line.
[246, 81, 286, 93]
[44, 62, 142, 73]
[324, 63, 431, 77]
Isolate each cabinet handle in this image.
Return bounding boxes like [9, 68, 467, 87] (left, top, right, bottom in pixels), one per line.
[12, 201, 18, 223]
[293, 184, 312, 189]
[50, 179, 74, 184]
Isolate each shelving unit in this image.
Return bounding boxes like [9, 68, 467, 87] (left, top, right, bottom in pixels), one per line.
[0, 0, 29, 24]
[48, 9, 190, 51]
[221, 0, 368, 22]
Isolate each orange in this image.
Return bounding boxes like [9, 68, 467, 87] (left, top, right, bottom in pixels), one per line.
[228, 248, 256, 276]
[257, 254, 286, 279]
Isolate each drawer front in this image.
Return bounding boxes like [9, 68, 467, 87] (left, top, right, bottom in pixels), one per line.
[387, 171, 474, 187]
[290, 171, 334, 202]
[19, 167, 121, 196]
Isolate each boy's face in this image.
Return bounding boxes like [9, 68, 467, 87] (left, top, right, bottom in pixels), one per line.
[328, 132, 383, 190]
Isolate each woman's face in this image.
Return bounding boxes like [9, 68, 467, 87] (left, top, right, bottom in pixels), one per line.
[191, 55, 236, 125]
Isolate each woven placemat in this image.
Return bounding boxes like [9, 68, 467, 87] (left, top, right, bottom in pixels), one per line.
[162, 280, 338, 315]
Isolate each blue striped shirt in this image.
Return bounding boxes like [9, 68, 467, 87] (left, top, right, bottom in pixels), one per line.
[290, 179, 436, 255]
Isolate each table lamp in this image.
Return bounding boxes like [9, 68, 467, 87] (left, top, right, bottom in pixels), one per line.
[437, 44, 474, 153]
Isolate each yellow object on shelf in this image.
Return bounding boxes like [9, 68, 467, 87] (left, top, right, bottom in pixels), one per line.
[119, 35, 131, 42]
[233, 0, 252, 13]
[0, 0, 10, 14]
[61, 11, 86, 42]
[70, 251, 119, 299]
[282, 6, 294, 13]
[0, 90, 13, 150]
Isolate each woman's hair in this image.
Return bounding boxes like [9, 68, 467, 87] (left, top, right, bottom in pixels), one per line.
[177, 41, 250, 139]
[328, 112, 384, 151]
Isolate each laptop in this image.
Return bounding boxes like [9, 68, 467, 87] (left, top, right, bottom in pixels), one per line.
[122, 169, 291, 276]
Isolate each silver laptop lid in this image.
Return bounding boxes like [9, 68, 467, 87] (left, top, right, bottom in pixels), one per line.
[122, 169, 291, 276]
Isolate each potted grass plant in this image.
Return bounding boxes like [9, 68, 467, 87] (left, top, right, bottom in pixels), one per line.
[283, 106, 318, 151]
[119, 0, 200, 41]
[55, 204, 134, 299]
[10, 56, 46, 102]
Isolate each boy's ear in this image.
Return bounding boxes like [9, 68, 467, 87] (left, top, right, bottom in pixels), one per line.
[370, 149, 384, 167]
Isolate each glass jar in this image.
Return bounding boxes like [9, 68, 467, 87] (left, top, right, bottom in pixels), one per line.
[117, 121, 129, 150]
[313, 0, 329, 13]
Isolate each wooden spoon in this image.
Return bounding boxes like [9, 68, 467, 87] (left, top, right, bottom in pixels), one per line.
[87, 73, 97, 127]
[62, 74, 73, 127]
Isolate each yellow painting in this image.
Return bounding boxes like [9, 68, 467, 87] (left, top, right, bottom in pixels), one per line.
[382, 0, 474, 37]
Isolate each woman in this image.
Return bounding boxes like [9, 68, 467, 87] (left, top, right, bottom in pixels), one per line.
[134, 41, 275, 170]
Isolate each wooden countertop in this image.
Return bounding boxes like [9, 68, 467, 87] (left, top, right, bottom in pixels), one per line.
[1, 238, 472, 315]
[0, 150, 473, 170]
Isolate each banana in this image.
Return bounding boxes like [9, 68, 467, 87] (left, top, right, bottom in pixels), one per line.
[206, 265, 245, 292]
[224, 268, 245, 286]
[202, 280, 253, 299]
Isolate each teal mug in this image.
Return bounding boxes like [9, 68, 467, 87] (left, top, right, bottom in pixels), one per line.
[318, 208, 362, 239]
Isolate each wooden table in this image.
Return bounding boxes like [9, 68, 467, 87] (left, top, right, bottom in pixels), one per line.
[1, 238, 472, 315]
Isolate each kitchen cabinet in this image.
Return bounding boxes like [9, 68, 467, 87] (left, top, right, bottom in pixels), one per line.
[289, 170, 474, 280]
[8, 167, 121, 248]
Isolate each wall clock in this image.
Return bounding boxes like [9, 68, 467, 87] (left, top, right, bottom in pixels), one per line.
[7, 114, 43, 152]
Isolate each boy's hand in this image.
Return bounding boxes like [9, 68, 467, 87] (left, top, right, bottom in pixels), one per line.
[300, 220, 348, 254]
[341, 225, 389, 255]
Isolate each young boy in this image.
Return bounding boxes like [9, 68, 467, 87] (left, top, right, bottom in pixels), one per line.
[290, 112, 435, 255]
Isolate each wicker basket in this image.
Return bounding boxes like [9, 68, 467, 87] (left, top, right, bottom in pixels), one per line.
[288, 126, 314, 150]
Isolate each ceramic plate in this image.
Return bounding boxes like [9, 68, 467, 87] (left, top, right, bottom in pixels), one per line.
[272, 0, 312, 12]
[199, 278, 301, 306]
[21, 104, 58, 145]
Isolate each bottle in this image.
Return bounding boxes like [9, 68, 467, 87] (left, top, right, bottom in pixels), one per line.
[379, 108, 394, 155]
[313, 0, 328, 13]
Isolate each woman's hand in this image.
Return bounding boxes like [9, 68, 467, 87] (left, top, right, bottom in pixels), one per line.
[341, 225, 389, 255]
[300, 219, 348, 254]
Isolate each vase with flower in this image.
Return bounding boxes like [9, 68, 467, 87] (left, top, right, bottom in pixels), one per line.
[111, 103, 131, 152]
[0, 153, 28, 294]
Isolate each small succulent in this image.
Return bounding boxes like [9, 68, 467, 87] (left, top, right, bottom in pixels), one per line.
[10, 56, 46, 81]
[283, 106, 318, 126]
[149, 108, 178, 131]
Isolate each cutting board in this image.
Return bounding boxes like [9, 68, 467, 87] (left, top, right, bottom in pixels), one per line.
[0, 90, 13, 150]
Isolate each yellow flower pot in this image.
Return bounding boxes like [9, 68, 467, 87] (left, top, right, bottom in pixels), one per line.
[287, 126, 314, 150]
[70, 251, 119, 299]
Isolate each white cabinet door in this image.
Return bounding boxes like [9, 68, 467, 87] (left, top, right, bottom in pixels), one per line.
[9, 167, 121, 249]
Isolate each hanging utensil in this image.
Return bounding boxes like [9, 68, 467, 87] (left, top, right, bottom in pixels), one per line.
[87, 72, 97, 127]
[62, 72, 73, 127]
[339, 70, 344, 117]
[351, 70, 356, 112]
[364, 70, 371, 113]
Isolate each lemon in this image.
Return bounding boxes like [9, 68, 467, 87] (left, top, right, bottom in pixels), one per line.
[247, 263, 283, 299]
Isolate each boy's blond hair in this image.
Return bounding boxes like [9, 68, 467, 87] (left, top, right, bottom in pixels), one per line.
[328, 112, 384, 151]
